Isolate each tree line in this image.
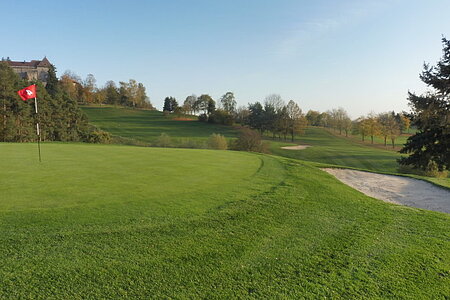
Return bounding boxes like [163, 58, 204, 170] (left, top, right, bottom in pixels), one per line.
[0, 63, 110, 143]
[164, 91, 411, 147]
[305, 108, 410, 148]
[59, 71, 154, 109]
[163, 93, 235, 125]
[162, 92, 307, 141]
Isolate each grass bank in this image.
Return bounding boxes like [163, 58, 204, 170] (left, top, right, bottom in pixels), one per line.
[81, 106, 239, 145]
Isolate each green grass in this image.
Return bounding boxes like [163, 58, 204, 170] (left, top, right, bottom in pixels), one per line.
[81, 106, 449, 187]
[269, 127, 450, 188]
[323, 128, 412, 151]
[1, 143, 449, 298]
[82, 107, 403, 173]
[269, 127, 404, 173]
[81, 106, 239, 144]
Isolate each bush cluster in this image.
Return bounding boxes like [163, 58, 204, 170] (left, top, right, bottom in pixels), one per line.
[208, 134, 228, 150]
[232, 128, 268, 153]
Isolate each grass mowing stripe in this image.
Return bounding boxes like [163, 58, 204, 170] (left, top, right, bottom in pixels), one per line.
[81, 106, 239, 144]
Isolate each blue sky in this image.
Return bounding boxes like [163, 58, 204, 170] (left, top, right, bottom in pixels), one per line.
[1, 0, 449, 117]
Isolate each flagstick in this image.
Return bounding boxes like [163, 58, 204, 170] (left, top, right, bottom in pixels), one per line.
[34, 97, 42, 162]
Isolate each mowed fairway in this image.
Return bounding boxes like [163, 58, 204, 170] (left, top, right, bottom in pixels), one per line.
[81, 106, 238, 143]
[270, 127, 450, 188]
[1, 143, 449, 298]
[270, 127, 403, 173]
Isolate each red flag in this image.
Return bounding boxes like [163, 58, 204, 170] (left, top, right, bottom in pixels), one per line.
[17, 84, 37, 101]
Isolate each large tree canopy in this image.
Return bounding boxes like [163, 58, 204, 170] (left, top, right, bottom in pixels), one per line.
[399, 38, 450, 171]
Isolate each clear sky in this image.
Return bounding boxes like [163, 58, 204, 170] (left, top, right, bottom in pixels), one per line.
[1, 0, 449, 117]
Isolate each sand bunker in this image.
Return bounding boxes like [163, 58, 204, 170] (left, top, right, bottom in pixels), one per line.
[281, 145, 311, 150]
[322, 168, 450, 214]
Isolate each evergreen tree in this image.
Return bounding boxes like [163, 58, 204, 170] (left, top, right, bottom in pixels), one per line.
[163, 97, 171, 112]
[399, 37, 450, 171]
[104, 81, 120, 106]
[0, 62, 32, 142]
[0, 62, 104, 143]
[247, 102, 264, 133]
[163, 96, 177, 112]
[170, 97, 179, 112]
[45, 64, 61, 97]
[262, 102, 277, 137]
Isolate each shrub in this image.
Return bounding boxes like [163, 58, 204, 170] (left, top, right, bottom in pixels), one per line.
[232, 128, 266, 152]
[83, 126, 111, 143]
[179, 138, 207, 149]
[208, 133, 228, 150]
[198, 113, 208, 122]
[154, 133, 171, 147]
[208, 110, 234, 125]
[423, 160, 448, 178]
[397, 161, 448, 178]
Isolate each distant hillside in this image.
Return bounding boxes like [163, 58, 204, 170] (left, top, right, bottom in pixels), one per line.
[81, 106, 239, 145]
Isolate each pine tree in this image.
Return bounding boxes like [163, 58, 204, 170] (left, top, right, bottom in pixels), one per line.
[399, 37, 450, 171]
[0, 62, 33, 142]
[163, 96, 177, 112]
[45, 64, 61, 97]
[0, 62, 102, 143]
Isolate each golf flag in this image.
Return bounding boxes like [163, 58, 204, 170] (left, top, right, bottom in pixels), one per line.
[17, 84, 42, 161]
[17, 84, 36, 101]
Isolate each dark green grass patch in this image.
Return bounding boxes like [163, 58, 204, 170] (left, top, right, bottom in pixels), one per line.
[0, 143, 449, 298]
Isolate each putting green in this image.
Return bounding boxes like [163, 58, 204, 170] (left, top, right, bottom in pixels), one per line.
[1, 143, 263, 211]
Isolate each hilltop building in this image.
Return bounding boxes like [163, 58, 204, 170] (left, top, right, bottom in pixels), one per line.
[2, 57, 52, 84]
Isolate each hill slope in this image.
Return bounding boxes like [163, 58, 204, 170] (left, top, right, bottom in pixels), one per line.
[81, 106, 238, 144]
[1, 143, 449, 298]
[81, 107, 449, 186]
[82, 107, 402, 171]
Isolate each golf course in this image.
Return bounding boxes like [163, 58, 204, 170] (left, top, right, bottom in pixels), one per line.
[1, 107, 449, 298]
[2, 1, 450, 297]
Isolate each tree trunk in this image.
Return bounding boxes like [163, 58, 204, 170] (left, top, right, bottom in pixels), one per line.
[384, 136, 387, 146]
[371, 135, 374, 144]
[391, 138, 395, 148]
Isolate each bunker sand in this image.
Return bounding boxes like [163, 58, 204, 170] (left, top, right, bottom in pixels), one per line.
[323, 168, 450, 214]
[281, 145, 311, 150]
